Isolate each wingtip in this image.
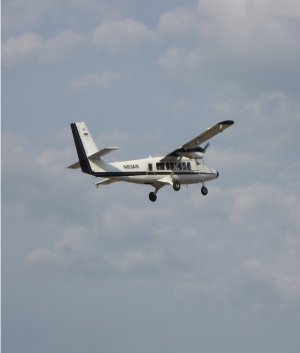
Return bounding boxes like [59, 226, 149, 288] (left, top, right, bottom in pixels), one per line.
[219, 120, 234, 126]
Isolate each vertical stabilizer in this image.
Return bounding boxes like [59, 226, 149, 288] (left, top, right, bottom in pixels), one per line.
[70, 122, 98, 174]
[74, 122, 98, 155]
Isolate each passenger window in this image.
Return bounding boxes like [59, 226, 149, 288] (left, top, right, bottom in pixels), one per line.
[166, 162, 170, 170]
[156, 163, 165, 170]
[187, 162, 191, 170]
[170, 162, 174, 170]
[182, 162, 186, 170]
[177, 163, 182, 170]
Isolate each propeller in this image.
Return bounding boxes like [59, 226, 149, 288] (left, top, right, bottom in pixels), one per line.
[203, 142, 210, 152]
[199, 142, 210, 165]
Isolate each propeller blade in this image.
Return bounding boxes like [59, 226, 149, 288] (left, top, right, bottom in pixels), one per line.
[203, 142, 210, 151]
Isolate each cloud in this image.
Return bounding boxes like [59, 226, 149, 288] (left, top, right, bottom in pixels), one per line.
[2, 0, 52, 33]
[23, 200, 171, 279]
[2, 0, 110, 34]
[91, 18, 155, 53]
[4, 117, 300, 294]
[157, 47, 202, 79]
[2, 18, 154, 67]
[244, 232, 300, 302]
[158, 7, 198, 37]
[229, 183, 300, 227]
[18, 128, 300, 303]
[2, 30, 85, 67]
[157, 0, 300, 92]
[25, 225, 94, 270]
[2, 32, 43, 67]
[38, 30, 85, 64]
[67, 70, 123, 93]
[3, 98, 300, 306]
[3, 2, 300, 351]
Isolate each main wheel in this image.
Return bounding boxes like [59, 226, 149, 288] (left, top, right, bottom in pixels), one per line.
[201, 185, 208, 196]
[149, 192, 157, 202]
[173, 181, 181, 191]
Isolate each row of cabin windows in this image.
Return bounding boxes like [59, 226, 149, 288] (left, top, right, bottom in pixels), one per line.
[148, 162, 191, 172]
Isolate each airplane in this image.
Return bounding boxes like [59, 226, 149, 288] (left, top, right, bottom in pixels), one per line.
[68, 120, 234, 202]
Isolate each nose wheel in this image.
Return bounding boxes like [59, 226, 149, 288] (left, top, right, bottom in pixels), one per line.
[201, 185, 208, 196]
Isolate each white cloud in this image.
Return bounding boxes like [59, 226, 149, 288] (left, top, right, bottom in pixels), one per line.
[2, 0, 110, 34]
[2, 18, 154, 67]
[244, 233, 300, 301]
[68, 70, 123, 93]
[2, 30, 85, 67]
[91, 18, 154, 53]
[20, 134, 300, 301]
[2, 32, 43, 67]
[2, 0, 52, 33]
[3, 1, 300, 351]
[196, 0, 300, 44]
[3, 102, 300, 351]
[158, 7, 198, 37]
[157, 47, 202, 78]
[229, 183, 300, 226]
[38, 30, 85, 64]
[25, 225, 94, 269]
[157, 0, 300, 92]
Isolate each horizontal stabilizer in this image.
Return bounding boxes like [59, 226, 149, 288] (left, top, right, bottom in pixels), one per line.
[67, 161, 81, 169]
[67, 147, 118, 169]
[88, 147, 118, 160]
[95, 178, 118, 187]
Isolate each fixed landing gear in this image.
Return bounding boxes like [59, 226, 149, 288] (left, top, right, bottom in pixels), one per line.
[149, 181, 181, 202]
[201, 185, 208, 196]
[149, 192, 157, 202]
[173, 181, 181, 191]
[149, 183, 207, 201]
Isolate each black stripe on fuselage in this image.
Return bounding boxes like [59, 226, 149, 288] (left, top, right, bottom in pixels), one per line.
[70, 123, 93, 174]
[91, 171, 215, 178]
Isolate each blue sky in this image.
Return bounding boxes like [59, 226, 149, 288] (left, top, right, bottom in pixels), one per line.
[2, 1, 300, 352]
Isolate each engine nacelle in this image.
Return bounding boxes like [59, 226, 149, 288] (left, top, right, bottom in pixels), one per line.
[178, 151, 204, 159]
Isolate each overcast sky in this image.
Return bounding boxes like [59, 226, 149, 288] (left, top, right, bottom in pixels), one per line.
[2, 1, 300, 352]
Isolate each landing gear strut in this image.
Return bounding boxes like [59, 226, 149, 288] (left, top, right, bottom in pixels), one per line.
[201, 185, 208, 196]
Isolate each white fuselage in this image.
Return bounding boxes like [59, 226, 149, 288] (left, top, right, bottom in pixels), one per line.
[90, 156, 218, 185]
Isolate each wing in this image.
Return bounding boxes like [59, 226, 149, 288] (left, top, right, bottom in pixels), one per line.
[161, 120, 234, 160]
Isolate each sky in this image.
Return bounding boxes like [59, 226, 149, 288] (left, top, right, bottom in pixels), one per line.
[2, 0, 300, 352]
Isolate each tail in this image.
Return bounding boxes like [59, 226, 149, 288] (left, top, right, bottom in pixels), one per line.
[69, 122, 96, 174]
[68, 122, 118, 175]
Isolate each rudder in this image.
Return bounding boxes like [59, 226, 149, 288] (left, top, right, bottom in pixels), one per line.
[70, 122, 97, 174]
